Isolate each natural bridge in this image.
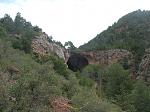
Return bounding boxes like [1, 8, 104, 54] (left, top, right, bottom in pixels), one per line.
[32, 33, 136, 79]
[66, 49, 134, 72]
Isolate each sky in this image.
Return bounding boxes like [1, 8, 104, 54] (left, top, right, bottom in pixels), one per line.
[0, 0, 150, 47]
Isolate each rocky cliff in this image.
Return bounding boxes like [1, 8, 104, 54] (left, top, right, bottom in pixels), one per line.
[79, 49, 132, 65]
[67, 49, 135, 78]
[32, 33, 68, 60]
[31, 33, 136, 78]
[138, 48, 150, 82]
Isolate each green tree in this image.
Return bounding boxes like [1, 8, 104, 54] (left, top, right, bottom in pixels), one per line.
[50, 56, 69, 78]
[0, 14, 15, 33]
[64, 41, 76, 51]
[14, 12, 26, 34]
[104, 64, 134, 112]
[130, 80, 150, 112]
[0, 24, 7, 38]
[105, 64, 133, 99]
[33, 25, 42, 32]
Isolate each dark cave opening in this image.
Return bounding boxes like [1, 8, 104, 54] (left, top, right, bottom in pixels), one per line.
[67, 54, 89, 72]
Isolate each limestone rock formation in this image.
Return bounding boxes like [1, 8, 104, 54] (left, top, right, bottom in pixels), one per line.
[138, 48, 150, 82]
[79, 49, 132, 66]
[67, 49, 135, 78]
[32, 33, 67, 60]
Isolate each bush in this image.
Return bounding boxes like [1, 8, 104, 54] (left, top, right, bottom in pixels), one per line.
[50, 56, 69, 78]
[129, 80, 150, 112]
[105, 64, 133, 99]
[71, 88, 123, 112]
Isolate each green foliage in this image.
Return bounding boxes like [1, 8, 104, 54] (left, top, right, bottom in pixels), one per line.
[33, 25, 42, 32]
[0, 38, 124, 112]
[71, 88, 123, 112]
[78, 76, 95, 87]
[64, 41, 76, 51]
[0, 38, 71, 111]
[119, 57, 130, 70]
[105, 64, 133, 99]
[49, 56, 69, 78]
[0, 14, 15, 33]
[62, 74, 80, 98]
[79, 10, 150, 70]
[82, 65, 101, 81]
[12, 36, 32, 53]
[14, 12, 26, 34]
[0, 12, 43, 53]
[129, 80, 150, 112]
[0, 24, 7, 38]
[10, 69, 63, 112]
[103, 64, 135, 112]
[54, 41, 64, 47]
[2, 12, 149, 112]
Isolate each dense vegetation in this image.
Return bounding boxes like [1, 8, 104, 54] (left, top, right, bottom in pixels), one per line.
[0, 11, 150, 112]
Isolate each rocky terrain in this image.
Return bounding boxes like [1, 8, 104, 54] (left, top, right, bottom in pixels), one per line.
[1, 10, 150, 112]
[32, 32, 68, 60]
[79, 49, 132, 65]
[31, 33, 137, 78]
[138, 48, 150, 81]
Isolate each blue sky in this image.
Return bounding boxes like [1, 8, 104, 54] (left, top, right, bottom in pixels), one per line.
[0, 0, 150, 47]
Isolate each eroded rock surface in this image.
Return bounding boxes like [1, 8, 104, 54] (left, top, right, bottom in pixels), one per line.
[138, 48, 150, 82]
[51, 97, 71, 112]
[79, 49, 132, 65]
[32, 33, 67, 60]
[67, 49, 135, 79]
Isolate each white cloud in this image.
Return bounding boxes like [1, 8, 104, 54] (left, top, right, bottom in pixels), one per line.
[0, 0, 150, 47]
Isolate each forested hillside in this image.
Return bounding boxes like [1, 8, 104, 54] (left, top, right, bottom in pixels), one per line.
[79, 10, 150, 68]
[0, 12, 150, 112]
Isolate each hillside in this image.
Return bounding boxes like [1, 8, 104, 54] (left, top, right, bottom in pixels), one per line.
[79, 10, 150, 68]
[80, 10, 150, 51]
[0, 13, 124, 112]
[0, 12, 150, 112]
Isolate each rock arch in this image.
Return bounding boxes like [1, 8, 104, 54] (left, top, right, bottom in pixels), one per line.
[66, 49, 135, 79]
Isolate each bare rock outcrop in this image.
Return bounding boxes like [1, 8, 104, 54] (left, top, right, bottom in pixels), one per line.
[68, 49, 135, 78]
[32, 33, 67, 60]
[51, 97, 71, 112]
[79, 49, 132, 65]
[138, 48, 150, 82]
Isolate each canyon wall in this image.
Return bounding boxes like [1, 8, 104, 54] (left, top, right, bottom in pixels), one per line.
[138, 48, 150, 82]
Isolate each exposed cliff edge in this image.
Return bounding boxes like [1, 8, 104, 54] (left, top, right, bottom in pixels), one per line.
[32, 33, 69, 61]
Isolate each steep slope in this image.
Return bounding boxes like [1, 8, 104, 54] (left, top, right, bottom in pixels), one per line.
[32, 32, 66, 60]
[79, 10, 150, 69]
[80, 10, 150, 51]
[138, 48, 150, 81]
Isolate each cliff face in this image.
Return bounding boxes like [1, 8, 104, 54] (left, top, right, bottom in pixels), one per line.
[138, 48, 150, 82]
[67, 49, 135, 78]
[32, 33, 68, 60]
[79, 49, 132, 65]
[31, 33, 136, 78]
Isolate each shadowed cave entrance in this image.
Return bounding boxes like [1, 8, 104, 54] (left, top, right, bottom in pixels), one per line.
[67, 54, 89, 72]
